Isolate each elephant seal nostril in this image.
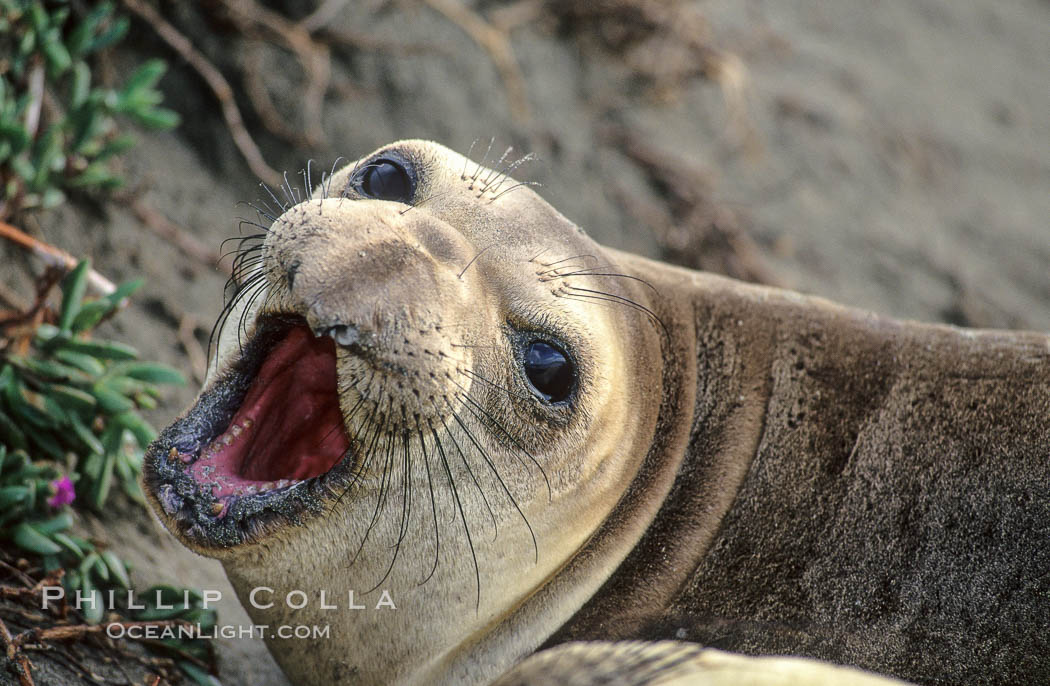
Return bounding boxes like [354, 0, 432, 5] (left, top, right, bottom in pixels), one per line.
[325, 324, 360, 348]
[286, 259, 301, 290]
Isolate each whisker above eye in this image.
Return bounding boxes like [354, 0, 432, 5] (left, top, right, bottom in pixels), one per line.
[469, 137, 497, 188]
[481, 146, 515, 189]
[458, 244, 497, 279]
[301, 160, 314, 203]
[540, 267, 659, 293]
[484, 152, 539, 195]
[538, 253, 598, 268]
[461, 138, 480, 181]
[556, 285, 669, 340]
[489, 180, 541, 202]
[318, 156, 346, 202]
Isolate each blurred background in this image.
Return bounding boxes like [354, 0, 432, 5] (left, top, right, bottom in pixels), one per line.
[1, 1, 1048, 683]
[8, 0, 1050, 402]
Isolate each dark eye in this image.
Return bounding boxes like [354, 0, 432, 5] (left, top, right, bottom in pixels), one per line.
[523, 341, 574, 403]
[360, 158, 415, 203]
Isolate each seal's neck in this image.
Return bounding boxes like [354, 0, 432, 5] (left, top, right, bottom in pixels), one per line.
[545, 255, 1050, 686]
[539, 256, 778, 644]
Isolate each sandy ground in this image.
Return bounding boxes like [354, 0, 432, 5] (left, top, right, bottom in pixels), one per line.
[3, 1, 1048, 684]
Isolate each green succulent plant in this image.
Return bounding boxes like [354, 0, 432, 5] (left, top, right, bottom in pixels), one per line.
[0, 4, 225, 682]
[0, 0, 180, 219]
[0, 262, 218, 683]
[0, 260, 183, 511]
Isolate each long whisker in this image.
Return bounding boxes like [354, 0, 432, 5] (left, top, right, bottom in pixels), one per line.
[395, 426, 413, 547]
[343, 405, 389, 568]
[347, 433, 391, 568]
[370, 413, 398, 534]
[458, 367, 534, 404]
[449, 381, 552, 501]
[208, 268, 271, 365]
[558, 285, 669, 339]
[434, 409, 498, 540]
[416, 420, 441, 585]
[364, 429, 412, 594]
[446, 403, 538, 563]
[489, 180, 540, 202]
[484, 152, 537, 195]
[541, 268, 659, 292]
[432, 413, 481, 611]
[538, 253, 597, 268]
[235, 272, 275, 351]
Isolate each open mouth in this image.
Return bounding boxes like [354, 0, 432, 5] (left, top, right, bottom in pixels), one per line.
[143, 315, 356, 549]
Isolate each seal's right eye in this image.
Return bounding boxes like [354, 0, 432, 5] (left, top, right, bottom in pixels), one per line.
[523, 341, 575, 403]
[360, 158, 415, 203]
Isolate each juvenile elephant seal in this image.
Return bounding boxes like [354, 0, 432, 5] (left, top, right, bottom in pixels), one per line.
[143, 140, 1050, 685]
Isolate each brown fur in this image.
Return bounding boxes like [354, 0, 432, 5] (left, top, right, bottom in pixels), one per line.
[546, 258, 1050, 685]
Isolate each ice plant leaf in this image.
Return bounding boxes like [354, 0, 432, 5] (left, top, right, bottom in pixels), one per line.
[58, 260, 91, 333]
[101, 550, 130, 588]
[13, 522, 63, 555]
[35, 510, 74, 533]
[116, 362, 186, 386]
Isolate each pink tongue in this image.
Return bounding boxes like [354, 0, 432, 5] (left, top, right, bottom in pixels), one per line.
[189, 326, 351, 500]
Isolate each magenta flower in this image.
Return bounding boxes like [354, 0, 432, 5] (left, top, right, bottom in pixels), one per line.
[48, 476, 75, 508]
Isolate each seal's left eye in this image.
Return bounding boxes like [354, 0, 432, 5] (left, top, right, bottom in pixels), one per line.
[523, 341, 574, 403]
[361, 158, 415, 203]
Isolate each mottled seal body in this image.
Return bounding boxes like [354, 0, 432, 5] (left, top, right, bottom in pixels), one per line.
[543, 255, 1050, 683]
[142, 140, 1050, 685]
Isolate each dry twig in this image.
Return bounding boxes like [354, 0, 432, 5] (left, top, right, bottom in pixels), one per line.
[120, 196, 231, 274]
[543, 0, 754, 146]
[0, 617, 35, 686]
[605, 126, 774, 285]
[217, 0, 331, 147]
[299, 0, 352, 33]
[11, 619, 196, 650]
[1, 552, 191, 685]
[0, 562, 35, 592]
[119, 0, 282, 186]
[242, 45, 314, 147]
[313, 25, 445, 57]
[0, 221, 116, 295]
[423, 0, 532, 125]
